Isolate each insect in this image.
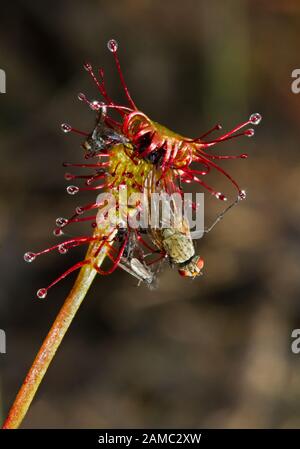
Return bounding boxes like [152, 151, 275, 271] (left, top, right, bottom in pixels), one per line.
[143, 165, 246, 279]
[119, 257, 155, 286]
[160, 227, 204, 278]
[147, 196, 243, 279]
[110, 227, 158, 287]
[140, 166, 199, 278]
[24, 39, 261, 298]
[81, 104, 129, 158]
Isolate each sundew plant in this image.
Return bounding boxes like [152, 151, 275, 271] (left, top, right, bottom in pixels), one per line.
[2, 39, 261, 429]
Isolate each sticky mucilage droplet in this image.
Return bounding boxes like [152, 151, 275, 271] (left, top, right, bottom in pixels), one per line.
[66, 185, 79, 195]
[107, 39, 118, 53]
[24, 252, 36, 263]
[37, 288, 47, 299]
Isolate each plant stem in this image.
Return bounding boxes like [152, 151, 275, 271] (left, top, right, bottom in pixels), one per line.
[2, 236, 113, 429]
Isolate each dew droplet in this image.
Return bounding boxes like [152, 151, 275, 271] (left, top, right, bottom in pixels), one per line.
[249, 113, 262, 125]
[37, 288, 47, 299]
[215, 192, 227, 201]
[67, 185, 79, 195]
[78, 92, 87, 102]
[53, 228, 64, 237]
[107, 39, 118, 53]
[76, 206, 84, 215]
[239, 190, 247, 200]
[24, 252, 36, 263]
[58, 244, 68, 254]
[245, 128, 255, 137]
[84, 62, 92, 72]
[56, 217, 68, 227]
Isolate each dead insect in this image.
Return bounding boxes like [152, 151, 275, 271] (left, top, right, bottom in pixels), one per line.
[119, 257, 155, 286]
[161, 226, 204, 278]
[116, 228, 157, 287]
[144, 168, 203, 278]
[145, 169, 244, 278]
[81, 102, 129, 158]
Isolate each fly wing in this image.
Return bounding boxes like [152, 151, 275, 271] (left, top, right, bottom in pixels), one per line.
[118, 257, 154, 285]
[144, 168, 165, 251]
[145, 167, 190, 245]
[130, 258, 154, 284]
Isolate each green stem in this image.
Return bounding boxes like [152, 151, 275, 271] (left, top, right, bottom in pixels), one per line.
[2, 235, 113, 429]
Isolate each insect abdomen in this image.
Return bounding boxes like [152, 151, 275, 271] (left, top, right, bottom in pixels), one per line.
[161, 228, 195, 264]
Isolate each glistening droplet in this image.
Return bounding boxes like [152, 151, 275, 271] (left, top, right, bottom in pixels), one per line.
[67, 185, 79, 195]
[249, 113, 262, 125]
[37, 288, 47, 299]
[56, 217, 68, 227]
[64, 173, 73, 181]
[58, 244, 68, 254]
[24, 252, 36, 263]
[107, 39, 118, 53]
[61, 123, 72, 133]
[76, 206, 84, 215]
[215, 192, 227, 201]
[83, 62, 92, 71]
[53, 228, 64, 237]
[239, 190, 247, 200]
[90, 100, 101, 111]
[245, 128, 255, 137]
[86, 178, 94, 186]
[78, 92, 86, 102]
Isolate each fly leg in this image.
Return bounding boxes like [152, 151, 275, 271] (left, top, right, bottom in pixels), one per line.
[204, 194, 242, 234]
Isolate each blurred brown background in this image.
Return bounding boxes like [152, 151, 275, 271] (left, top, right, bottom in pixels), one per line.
[1, 0, 300, 428]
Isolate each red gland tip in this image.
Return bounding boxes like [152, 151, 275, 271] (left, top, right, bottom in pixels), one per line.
[75, 206, 84, 215]
[107, 39, 118, 53]
[77, 92, 86, 102]
[89, 100, 102, 111]
[215, 192, 227, 201]
[61, 123, 72, 133]
[37, 288, 47, 299]
[249, 113, 262, 125]
[239, 190, 247, 200]
[53, 228, 64, 237]
[245, 128, 255, 137]
[58, 244, 68, 254]
[67, 185, 79, 195]
[55, 217, 68, 227]
[24, 252, 36, 263]
[83, 62, 92, 72]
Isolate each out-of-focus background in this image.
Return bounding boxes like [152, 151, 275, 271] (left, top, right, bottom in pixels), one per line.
[1, 0, 300, 428]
